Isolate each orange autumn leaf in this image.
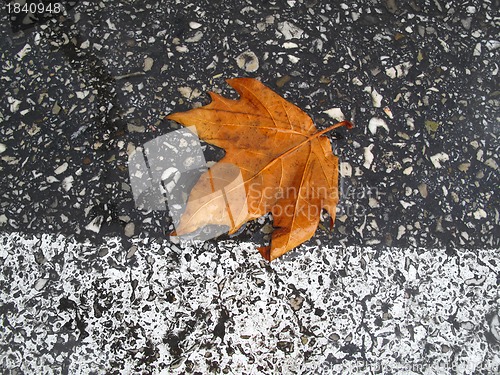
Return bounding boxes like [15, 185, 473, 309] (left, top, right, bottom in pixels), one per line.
[166, 78, 352, 261]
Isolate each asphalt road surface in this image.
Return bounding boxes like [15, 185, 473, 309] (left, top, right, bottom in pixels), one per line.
[0, 0, 498, 373]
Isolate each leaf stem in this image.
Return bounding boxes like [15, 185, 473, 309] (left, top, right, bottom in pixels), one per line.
[314, 120, 354, 138]
[274, 120, 354, 161]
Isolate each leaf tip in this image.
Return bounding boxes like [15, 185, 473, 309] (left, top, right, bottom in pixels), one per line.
[257, 246, 272, 261]
[225, 77, 263, 94]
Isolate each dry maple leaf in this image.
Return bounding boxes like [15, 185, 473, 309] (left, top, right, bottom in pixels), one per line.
[166, 78, 352, 261]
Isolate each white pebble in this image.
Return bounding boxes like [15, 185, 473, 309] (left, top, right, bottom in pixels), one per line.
[236, 51, 259, 72]
[473, 208, 486, 219]
[62, 176, 74, 191]
[484, 158, 498, 170]
[368, 117, 389, 134]
[8, 97, 21, 112]
[430, 152, 449, 168]
[55, 162, 68, 175]
[364, 86, 383, 107]
[34, 278, 49, 291]
[125, 222, 135, 237]
[363, 144, 374, 169]
[403, 166, 413, 175]
[86, 216, 103, 233]
[15, 44, 31, 60]
[340, 162, 352, 177]
[143, 57, 154, 71]
[185, 31, 203, 43]
[277, 21, 304, 40]
[400, 200, 415, 209]
[323, 108, 345, 122]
